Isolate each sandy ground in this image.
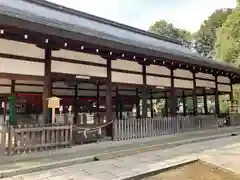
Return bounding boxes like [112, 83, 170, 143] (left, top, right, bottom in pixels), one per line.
[143, 161, 240, 180]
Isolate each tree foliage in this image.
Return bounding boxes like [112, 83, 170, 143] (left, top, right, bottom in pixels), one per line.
[215, 9, 240, 66]
[149, 20, 193, 48]
[194, 9, 232, 57]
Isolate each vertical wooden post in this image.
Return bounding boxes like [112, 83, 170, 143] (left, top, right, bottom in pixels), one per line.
[169, 68, 177, 116]
[115, 86, 119, 119]
[9, 80, 16, 125]
[164, 91, 168, 117]
[203, 88, 208, 114]
[7, 125, 13, 156]
[150, 91, 154, 118]
[182, 91, 186, 116]
[192, 72, 198, 116]
[142, 64, 148, 118]
[73, 83, 78, 124]
[230, 80, 234, 103]
[43, 47, 52, 124]
[96, 82, 100, 110]
[106, 59, 113, 138]
[136, 88, 140, 118]
[215, 75, 220, 116]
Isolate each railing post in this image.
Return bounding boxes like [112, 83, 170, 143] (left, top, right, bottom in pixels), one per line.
[113, 119, 117, 141]
[69, 123, 72, 147]
[7, 125, 13, 156]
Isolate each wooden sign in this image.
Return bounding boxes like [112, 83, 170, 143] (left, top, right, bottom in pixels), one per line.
[47, 96, 61, 124]
[47, 96, 61, 109]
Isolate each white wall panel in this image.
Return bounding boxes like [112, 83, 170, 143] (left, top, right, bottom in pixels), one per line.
[174, 79, 193, 89]
[196, 72, 215, 80]
[217, 76, 230, 84]
[146, 65, 170, 76]
[0, 86, 11, 94]
[218, 84, 231, 92]
[52, 89, 74, 96]
[15, 85, 43, 92]
[78, 83, 97, 89]
[112, 72, 143, 84]
[0, 78, 11, 85]
[52, 61, 107, 77]
[16, 80, 44, 85]
[0, 39, 44, 58]
[52, 49, 106, 64]
[174, 69, 193, 78]
[147, 76, 171, 87]
[78, 90, 96, 96]
[119, 91, 136, 96]
[52, 81, 69, 88]
[196, 79, 215, 88]
[0, 58, 44, 76]
[112, 59, 141, 72]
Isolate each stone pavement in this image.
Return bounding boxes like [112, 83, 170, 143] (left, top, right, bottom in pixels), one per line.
[201, 143, 240, 175]
[2, 135, 240, 180]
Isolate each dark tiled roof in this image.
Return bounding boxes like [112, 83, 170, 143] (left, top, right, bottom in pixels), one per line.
[0, 0, 239, 75]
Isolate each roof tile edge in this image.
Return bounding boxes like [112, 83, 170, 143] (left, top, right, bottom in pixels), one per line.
[23, 0, 183, 45]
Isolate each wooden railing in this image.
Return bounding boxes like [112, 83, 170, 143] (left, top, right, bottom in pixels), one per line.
[0, 123, 72, 156]
[113, 115, 222, 141]
[0, 125, 7, 155]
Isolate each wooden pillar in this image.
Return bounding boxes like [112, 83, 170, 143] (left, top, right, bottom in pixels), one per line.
[182, 91, 186, 116]
[215, 75, 220, 116]
[96, 82, 100, 110]
[73, 83, 78, 124]
[43, 47, 52, 124]
[192, 72, 198, 116]
[164, 91, 168, 117]
[150, 91, 154, 118]
[115, 86, 119, 119]
[9, 80, 16, 125]
[203, 88, 208, 114]
[230, 80, 234, 103]
[169, 68, 177, 116]
[136, 88, 140, 118]
[142, 64, 148, 118]
[106, 59, 112, 137]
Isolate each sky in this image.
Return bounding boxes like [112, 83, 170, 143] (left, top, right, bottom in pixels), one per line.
[48, 0, 236, 33]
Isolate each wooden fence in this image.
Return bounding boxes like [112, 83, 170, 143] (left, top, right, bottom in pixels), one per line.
[113, 115, 224, 141]
[0, 123, 72, 156]
[0, 125, 7, 155]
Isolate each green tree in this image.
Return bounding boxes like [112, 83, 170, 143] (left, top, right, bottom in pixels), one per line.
[194, 9, 232, 57]
[215, 8, 240, 107]
[215, 10, 240, 66]
[149, 20, 193, 48]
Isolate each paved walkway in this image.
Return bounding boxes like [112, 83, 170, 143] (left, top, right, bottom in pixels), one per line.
[2, 135, 240, 180]
[201, 143, 240, 175]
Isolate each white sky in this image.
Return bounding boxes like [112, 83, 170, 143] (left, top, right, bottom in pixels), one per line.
[47, 0, 236, 32]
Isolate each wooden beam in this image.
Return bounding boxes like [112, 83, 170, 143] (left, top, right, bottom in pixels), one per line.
[182, 91, 186, 116]
[169, 68, 177, 116]
[42, 47, 52, 124]
[115, 86, 119, 119]
[141, 63, 148, 118]
[136, 88, 140, 118]
[192, 72, 197, 116]
[105, 58, 113, 138]
[164, 91, 168, 117]
[203, 88, 208, 114]
[215, 75, 220, 116]
[73, 83, 78, 124]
